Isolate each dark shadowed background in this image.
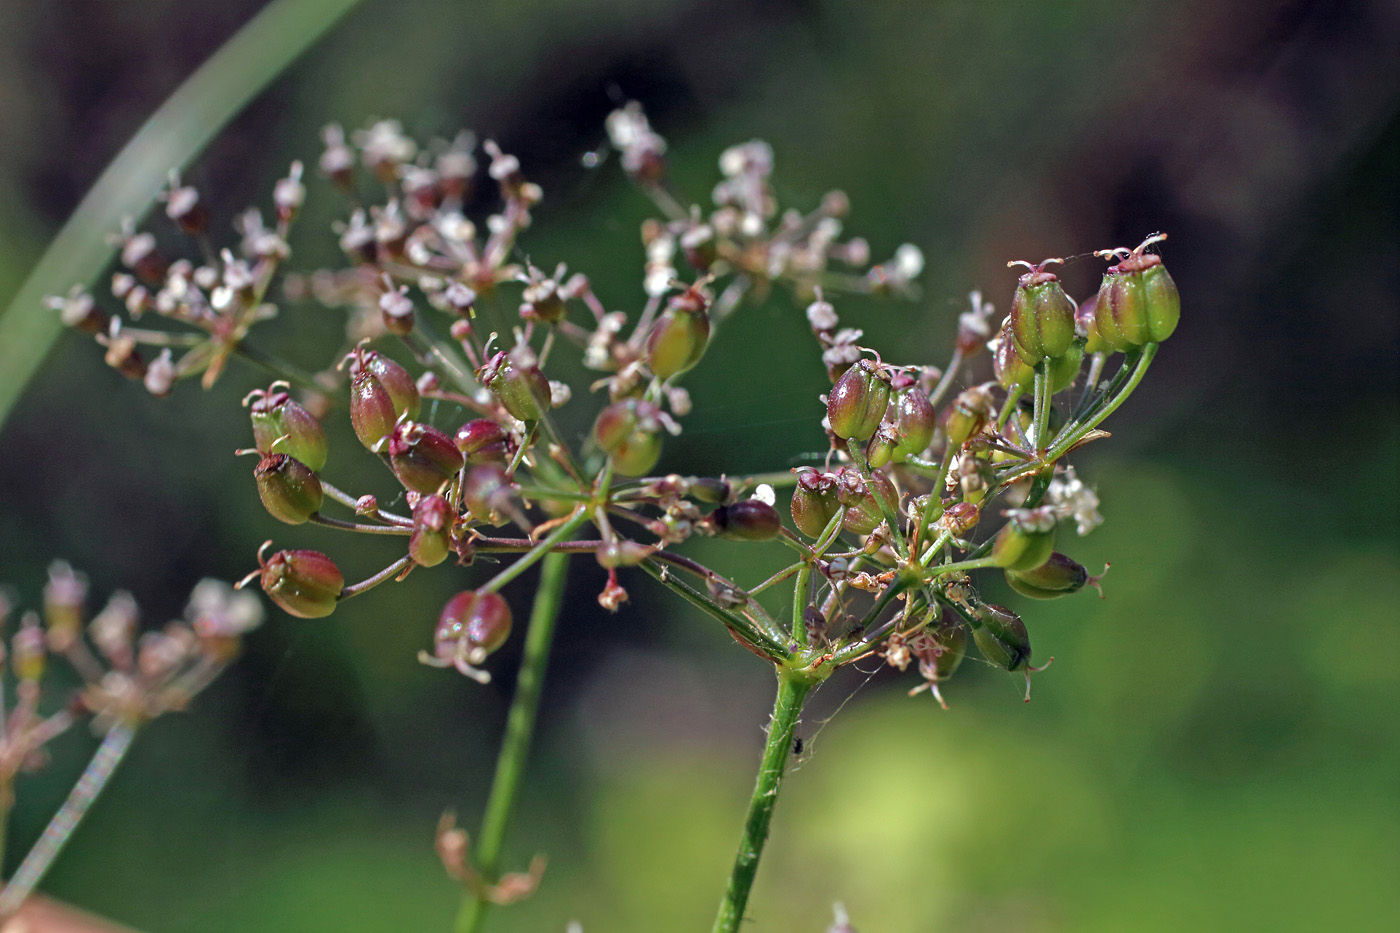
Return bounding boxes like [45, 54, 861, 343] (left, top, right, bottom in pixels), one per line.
[0, 0, 1397, 930]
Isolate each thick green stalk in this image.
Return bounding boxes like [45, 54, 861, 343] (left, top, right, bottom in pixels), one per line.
[456, 551, 571, 933]
[711, 670, 815, 933]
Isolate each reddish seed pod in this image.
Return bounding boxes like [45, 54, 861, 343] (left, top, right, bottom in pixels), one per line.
[410, 494, 455, 567]
[254, 453, 323, 525]
[435, 591, 513, 666]
[941, 501, 981, 537]
[1075, 292, 1112, 355]
[710, 500, 782, 542]
[462, 464, 515, 525]
[349, 368, 399, 450]
[827, 360, 891, 441]
[361, 350, 421, 420]
[388, 421, 465, 495]
[259, 548, 342, 619]
[993, 319, 1035, 394]
[455, 419, 512, 465]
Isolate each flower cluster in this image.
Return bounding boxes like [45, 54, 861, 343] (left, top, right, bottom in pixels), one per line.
[52, 105, 1175, 710]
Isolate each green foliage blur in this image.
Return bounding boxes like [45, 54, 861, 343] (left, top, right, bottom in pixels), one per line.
[0, 0, 1396, 930]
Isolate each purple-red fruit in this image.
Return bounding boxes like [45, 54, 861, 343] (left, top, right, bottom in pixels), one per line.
[259, 549, 342, 618]
[827, 360, 891, 441]
[388, 422, 464, 494]
[710, 500, 782, 541]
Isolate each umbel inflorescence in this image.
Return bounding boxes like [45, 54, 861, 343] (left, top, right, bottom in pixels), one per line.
[50, 102, 1178, 926]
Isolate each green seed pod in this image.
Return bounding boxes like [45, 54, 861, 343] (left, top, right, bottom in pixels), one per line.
[865, 425, 898, 470]
[593, 399, 664, 477]
[1075, 292, 1113, 355]
[645, 290, 711, 379]
[1006, 551, 1090, 599]
[827, 360, 891, 442]
[480, 350, 550, 422]
[410, 494, 455, 567]
[1094, 238, 1179, 349]
[1009, 268, 1076, 363]
[791, 470, 841, 538]
[993, 320, 1036, 395]
[926, 615, 968, 682]
[455, 419, 512, 465]
[247, 384, 328, 471]
[1140, 258, 1180, 342]
[944, 386, 993, 449]
[254, 454, 323, 524]
[434, 590, 513, 667]
[710, 500, 782, 541]
[891, 385, 936, 462]
[388, 421, 465, 495]
[836, 467, 899, 536]
[971, 603, 1032, 671]
[259, 547, 342, 618]
[1047, 339, 1084, 394]
[991, 507, 1057, 571]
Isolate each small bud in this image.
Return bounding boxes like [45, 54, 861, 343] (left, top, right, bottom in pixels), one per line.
[709, 500, 782, 541]
[455, 419, 512, 464]
[254, 454, 323, 524]
[940, 501, 980, 537]
[389, 421, 465, 495]
[43, 561, 87, 650]
[645, 289, 711, 379]
[593, 399, 663, 477]
[827, 360, 891, 441]
[991, 507, 1057, 571]
[51, 289, 108, 335]
[836, 467, 899, 536]
[246, 383, 328, 471]
[1009, 265, 1076, 363]
[257, 547, 343, 618]
[165, 183, 209, 236]
[13, 615, 46, 682]
[971, 603, 1032, 672]
[435, 591, 513, 669]
[479, 350, 550, 422]
[410, 495, 456, 567]
[791, 471, 841, 538]
[380, 286, 415, 336]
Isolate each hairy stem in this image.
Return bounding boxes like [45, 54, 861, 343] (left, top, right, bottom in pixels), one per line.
[712, 670, 814, 933]
[455, 550, 571, 933]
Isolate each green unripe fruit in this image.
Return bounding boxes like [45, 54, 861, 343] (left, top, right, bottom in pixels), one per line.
[1094, 247, 1179, 348]
[645, 293, 711, 379]
[710, 500, 782, 541]
[927, 616, 968, 682]
[480, 350, 550, 422]
[248, 385, 328, 471]
[254, 454, 323, 525]
[865, 426, 897, 470]
[791, 471, 841, 538]
[944, 386, 993, 449]
[410, 494, 455, 567]
[1010, 270, 1076, 363]
[993, 320, 1036, 394]
[971, 603, 1032, 671]
[259, 547, 343, 618]
[1047, 340, 1084, 394]
[593, 399, 664, 477]
[891, 386, 936, 462]
[1006, 551, 1091, 599]
[836, 467, 898, 536]
[827, 360, 891, 441]
[992, 508, 1057, 571]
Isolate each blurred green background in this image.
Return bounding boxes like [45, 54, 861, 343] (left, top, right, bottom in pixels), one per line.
[1, 0, 1397, 930]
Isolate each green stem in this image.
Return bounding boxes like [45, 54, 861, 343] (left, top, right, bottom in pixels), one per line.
[455, 551, 571, 933]
[711, 670, 815, 933]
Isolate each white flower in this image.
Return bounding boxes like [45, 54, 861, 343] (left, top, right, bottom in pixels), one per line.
[1047, 465, 1103, 535]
